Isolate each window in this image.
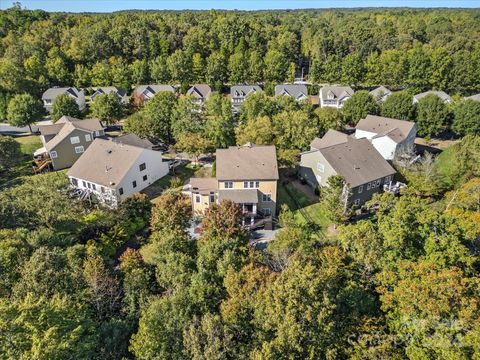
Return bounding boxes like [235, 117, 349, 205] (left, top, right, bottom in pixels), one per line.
[70, 178, 78, 186]
[262, 194, 272, 202]
[224, 181, 233, 189]
[255, 181, 260, 188]
[367, 182, 371, 190]
[317, 162, 325, 172]
[70, 136, 80, 144]
[195, 194, 201, 203]
[249, 181, 254, 188]
[82, 181, 86, 187]
[385, 175, 393, 183]
[262, 208, 271, 216]
[209, 192, 215, 203]
[354, 199, 361, 207]
[358, 185, 363, 194]
[132, 181, 137, 188]
[101, 187, 105, 193]
[119, 187, 124, 195]
[95, 130, 101, 137]
[85, 134, 91, 142]
[74, 146, 84, 154]
[87, 182, 91, 189]
[244, 181, 248, 188]
[91, 184, 96, 191]
[50, 151, 58, 158]
[143, 175, 148, 181]
[139, 163, 146, 171]
[376, 179, 381, 187]
[244, 181, 259, 189]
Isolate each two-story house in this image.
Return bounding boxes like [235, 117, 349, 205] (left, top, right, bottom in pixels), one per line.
[186, 84, 212, 107]
[369, 86, 392, 103]
[319, 86, 354, 108]
[35, 116, 105, 170]
[275, 84, 309, 102]
[413, 90, 452, 104]
[299, 130, 396, 207]
[230, 85, 263, 112]
[42, 87, 86, 112]
[67, 137, 169, 208]
[133, 84, 176, 105]
[354, 115, 417, 161]
[187, 143, 279, 226]
[91, 87, 128, 105]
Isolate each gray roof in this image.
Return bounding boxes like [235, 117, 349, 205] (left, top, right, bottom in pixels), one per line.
[187, 84, 212, 98]
[319, 137, 396, 188]
[112, 133, 153, 149]
[39, 123, 65, 136]
[413, 91, 452, 103]
[218, 189, 258, 204]
[91, 87, 127, 99]
[45, 117, 104, 151]
[369, 86, 392, 99]
[67, 138, 150, 188]
[230, 85, 263, 97]
[310, 130, 349, 150]
[356, 115, 416, 143]
[135, 85, 176, 96]
[275, 84, 308, 100]
[466, 94, 480, 101]
[319, 86, 354, 101]
[42, 87, 81, 100]
[189, 177, 218, 194]
[216, 143, 278, 181]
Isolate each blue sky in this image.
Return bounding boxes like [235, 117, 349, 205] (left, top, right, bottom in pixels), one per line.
[1, 1, 479, 12]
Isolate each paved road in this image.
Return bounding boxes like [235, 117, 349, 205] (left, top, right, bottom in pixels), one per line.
[0, 119, 53, 135]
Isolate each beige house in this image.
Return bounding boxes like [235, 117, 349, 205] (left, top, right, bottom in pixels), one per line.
[35, 116, 105, 170]
[187, 143, 279, 226]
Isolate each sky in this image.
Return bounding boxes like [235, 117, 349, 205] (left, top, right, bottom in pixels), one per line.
[0, 0, 479, 12]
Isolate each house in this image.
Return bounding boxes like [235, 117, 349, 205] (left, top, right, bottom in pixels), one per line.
[354, 115, 417, 161]
[91, 87, 128, 105]
[133, 84, 176, 105]
[67, 138, 169, 208]
[230, 85, 263, 112]
[187, 143, 279, 226]
[34, 116, 105, 170]
[186, 84, 212, 106]
[319, 86, 354, 108]
[41, 87, 86, 112]
[369, 86, 392, 103]
[465, 94, 480, 102]
[275, 84, 309, 102]
[299, 130, 396, 207]
[413, 90, 452, 104]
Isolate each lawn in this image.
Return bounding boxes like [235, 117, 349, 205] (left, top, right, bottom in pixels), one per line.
[435, 145, 455, 186]
[142, 163, 212, 203]
[0, 135, 42, 190]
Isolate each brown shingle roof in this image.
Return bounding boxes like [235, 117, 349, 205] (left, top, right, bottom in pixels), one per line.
[187, 84, 212, 98]
[45, 118, 104, 151]
[39, 123, 65, 136]
[218, 189, 259, 204]
[189, 177, 218, 194]
[319, 137, 396, 188]
[310, 129, 349, 149]
[356, 115, 415, 144]
[67, 138, 148, 188]
[113, 133, 153, 149]
[216, 144, 279, 181]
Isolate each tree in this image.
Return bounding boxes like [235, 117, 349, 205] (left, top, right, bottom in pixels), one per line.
[6, 93, 43, 132]
[171, 96, 203, 140]
[51, 94, 81, 122]
[380, 91, 416, 120]
[319, 175, 350, 228]
[167, 49, 191, 84]
[203, 93, 235, 149]
[341, 52, 364, 85]
[452, 99, 480, 136]
[415, 94, 451, 137]
[272, 110, 319, 152]
[150, 55, 170, 83]
[342, 91, 379, 125]
[90, 93, 124, 125]
[175, 132, 210, 163]
[264, 49, 289, 82]
[315, 107, 345, 133]
[0, 135, 21, 171]
[139, 91, 177, 144]
[236, 115, 275, 146]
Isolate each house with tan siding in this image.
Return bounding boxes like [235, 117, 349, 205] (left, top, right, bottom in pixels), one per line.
[187, 143, 279, 226]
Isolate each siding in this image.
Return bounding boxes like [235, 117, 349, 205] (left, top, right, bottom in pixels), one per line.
[50, 128, 95, 170]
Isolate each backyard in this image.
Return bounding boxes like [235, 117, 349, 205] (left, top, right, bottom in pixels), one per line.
[0, 134, 42, 190]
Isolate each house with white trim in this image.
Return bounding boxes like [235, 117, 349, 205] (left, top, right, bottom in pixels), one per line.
[42, 87, 86, 112]
[319, 86, 354, 108]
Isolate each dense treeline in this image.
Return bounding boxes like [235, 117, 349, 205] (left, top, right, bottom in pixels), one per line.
[0, 136, 479, 359]
[1, 5, 479, 97]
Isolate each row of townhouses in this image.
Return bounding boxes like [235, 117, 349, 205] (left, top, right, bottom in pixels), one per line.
[43, 84, 473, 114]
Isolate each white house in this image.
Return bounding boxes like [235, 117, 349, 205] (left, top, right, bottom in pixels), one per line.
[230, 85, 263, 112]
[369, 86, 392, 103]
[91, 87, 128, 105]
[41, 87, 86, 112]
[319, 86, 354, 108]
[67, 137, 169, 207]
[354, 115, 417, 161]
[275, 84, 309, 102]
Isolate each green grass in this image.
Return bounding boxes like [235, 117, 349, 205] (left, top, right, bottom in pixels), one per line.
[0, 135, 42, 190]
[435, 145, 455, 186]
